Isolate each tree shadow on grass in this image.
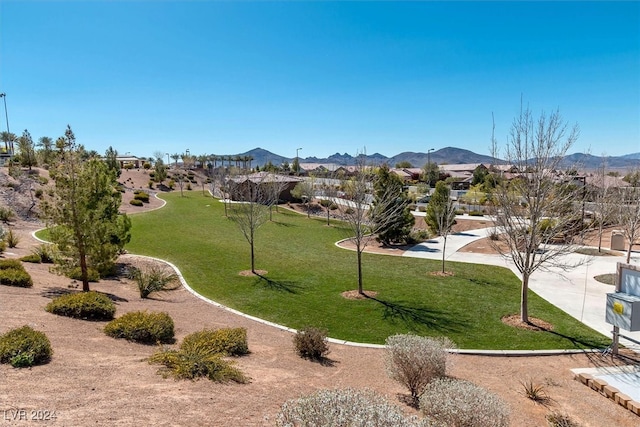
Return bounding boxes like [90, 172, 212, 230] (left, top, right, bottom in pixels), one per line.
[544, 329, 609, 350]
[253, 274, 305, 294]
[366, 295, 466, 334]
[40, 287, 128, 303]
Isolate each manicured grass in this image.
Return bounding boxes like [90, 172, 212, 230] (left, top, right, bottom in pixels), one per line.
[123, 193, 608, 349]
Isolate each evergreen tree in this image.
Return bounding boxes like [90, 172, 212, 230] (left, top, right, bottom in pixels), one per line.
[17, 129, 37, 170]
[371, 165, 414, 246]
[43, 126, 131, 291]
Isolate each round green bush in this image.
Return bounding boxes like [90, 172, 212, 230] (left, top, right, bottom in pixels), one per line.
[0, 326, 52, 368]
[45, 291, 115, 321]
[0, 259, 23, 270]
[0, 268, 33, 288]
[129, 199, 144, 207]
[104, 311, 174, 344]
[181, 328, 248, 356]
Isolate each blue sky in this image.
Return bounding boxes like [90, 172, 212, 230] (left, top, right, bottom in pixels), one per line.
[1, 1, 639, 160]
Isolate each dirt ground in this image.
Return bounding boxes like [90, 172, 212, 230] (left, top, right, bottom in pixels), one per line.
[1, 169, 639, 426]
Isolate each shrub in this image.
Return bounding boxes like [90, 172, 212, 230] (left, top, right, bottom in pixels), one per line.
[276, 388, 426, 427]
[0, 259, 24, 270]
[520, 378, 549, 403]
[129, 199, 144, 207]
[294, 326, 329, 361]
[104, 311, 174, 344]
[143, 162, 151, 170]
[32, 244, 55, 264]
[181, 328, 248, 357]
[344, 207, 355, 215]
[546, 412, 580, 427]
[148, 341, 248, 383]
[134, 192, 150, 203]
[127, 265, 179, 298]
[384, 334, 454, 403]
[0, 326, 52, 368]
[6, 229, 19, 248]
[0, 240, 5, 254]
[168, 180, 175, 190]
[45, 291, 115, 320]
[186, 183, 192, 191]
[0, 207, 15, 223]
[0, 268, 33, 288]
[20, 254, 42, 263]
[34, 188, 43, 198]
[67, 267, 100, 282]
[468, 210, 484, 216]
[37, 176, 49, 185]
[419, 378, 510, 427]
[148, 180, 154, 189]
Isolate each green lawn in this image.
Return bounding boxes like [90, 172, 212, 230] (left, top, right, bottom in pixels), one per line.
[120, 192, 608, 349]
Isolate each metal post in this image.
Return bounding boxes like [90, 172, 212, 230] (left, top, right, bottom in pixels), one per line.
[427, 148, 434, 188]
[0, 93, 11, 155]
[296, 147, 302, 175]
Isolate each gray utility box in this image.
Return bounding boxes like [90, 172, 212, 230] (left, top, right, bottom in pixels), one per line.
[606, 292, 640, 332]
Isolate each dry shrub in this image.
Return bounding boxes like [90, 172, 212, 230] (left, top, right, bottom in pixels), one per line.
[384, 334, 454, 403]
[293, 326, 329, 361]
[419, 377, 510, 427]
[276, 388, 430, 427]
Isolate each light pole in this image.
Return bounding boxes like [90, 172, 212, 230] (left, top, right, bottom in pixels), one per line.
[0, 93, 11, 156]
[427, 148, 435, 188]
[185, 149, 190, 169]
[296, 147, 302, 175]
[165, 153, 170, 167]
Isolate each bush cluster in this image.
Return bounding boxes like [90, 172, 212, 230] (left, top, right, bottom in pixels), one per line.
[129, 199, 144, 207]
[45, 291, 116, 320]
[419, 377, 510, 427]
[293, 326, 329, 361]
[5, 229, 19, 248]
[20, 254, 42, 263]
[148, 327, 249, 383]
[276, 388, 427, 427]
[104, 311, 174, 344]
[181, 328, 248, 356]
[0, 259, 33, 288]
[133, 191, 150, 203]
[546, 412, 580, 427]
[384, 334, 454, 403]
[0, 326, 52, 368]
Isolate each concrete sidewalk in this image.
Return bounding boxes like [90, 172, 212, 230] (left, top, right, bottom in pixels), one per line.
[403, 224, 640, 352]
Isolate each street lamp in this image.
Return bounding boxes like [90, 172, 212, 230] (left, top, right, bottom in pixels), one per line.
[0, 93, 11, 156]
[185, 149, 190, 169]
[427, 148, 435, 188]
[296, 147, 302, 175]
[165, 153, 170, 167]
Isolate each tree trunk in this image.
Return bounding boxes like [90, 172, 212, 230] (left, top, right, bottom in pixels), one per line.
[326, 207, 330, 226]
[250, 240, 255, 274]
[521, 273, 530, 323]
[441, 236, 447, 273]
[357, 249, 363, 295]
[627, 245, 632, 264]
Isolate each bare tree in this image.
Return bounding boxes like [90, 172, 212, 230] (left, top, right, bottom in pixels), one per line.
[591, 155, 616, 252]
[263, 174, 289, 221]
[426, 181, 457, 273]
[228, 174, 270, 274]
[615, 173, 640, 263]
[490, 105, 583, 323]
[291, 176, 316, 218]
[341, 156, 412, 295]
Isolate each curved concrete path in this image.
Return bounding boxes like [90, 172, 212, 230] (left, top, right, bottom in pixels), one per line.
[404, 215, 640, 351]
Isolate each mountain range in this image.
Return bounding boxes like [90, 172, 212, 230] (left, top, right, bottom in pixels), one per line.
[238, 147, 640, 171]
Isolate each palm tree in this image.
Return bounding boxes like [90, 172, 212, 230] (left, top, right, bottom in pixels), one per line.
[0, 131, 16, 155]
[171, 153, 180, 169]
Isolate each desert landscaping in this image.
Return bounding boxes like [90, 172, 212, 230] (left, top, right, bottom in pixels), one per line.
[1, 168, 639, 426]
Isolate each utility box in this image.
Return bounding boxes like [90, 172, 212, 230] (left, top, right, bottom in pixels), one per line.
[611, 230, 625, 251]
[606, 293, 640, 332]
